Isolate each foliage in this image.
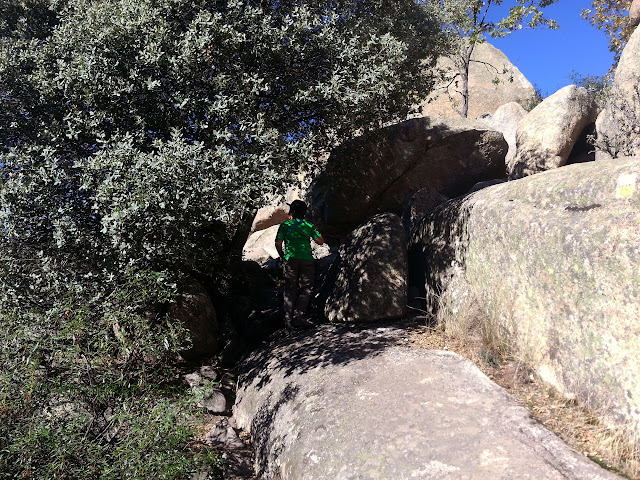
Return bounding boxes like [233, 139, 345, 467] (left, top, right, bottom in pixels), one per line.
[582, 0, 636, 67]
[519, 83, 545, 111]
[0, 270, 220, 479]
[420, 0, 558, 117]
[425, 0, 558, 41]
[568, 69, 613, 104]
[0, 0, 447, 477]
[589, 84, 640, 158]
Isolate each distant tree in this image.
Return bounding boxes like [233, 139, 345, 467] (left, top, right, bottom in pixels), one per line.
[582, 0, 640, 67]
[0, 0, 448, 477]
[422, 0, 558, 117]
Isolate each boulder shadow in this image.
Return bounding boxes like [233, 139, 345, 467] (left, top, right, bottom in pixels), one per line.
[237, 320, 410, 392]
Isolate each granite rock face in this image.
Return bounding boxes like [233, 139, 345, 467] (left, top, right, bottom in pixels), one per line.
[596, 27, 640, 161]
[479, 101, 528, 170]
[309, 116, 507, 236]
[401, 186, 449, 237]
[411, 157, 640, 439]
[243, 224, 280, 264]
[417, 42, 537, 119]
[630, 0, 640, 28]
[509, 85, 598, 179]
[234, 325, 622, 480]
[250, 187, 302, 235]
[324, 213, 407, 322]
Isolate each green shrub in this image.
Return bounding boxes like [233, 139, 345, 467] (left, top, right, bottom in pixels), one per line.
[0, 0, 449, 477]
[519, 84, 545, 112]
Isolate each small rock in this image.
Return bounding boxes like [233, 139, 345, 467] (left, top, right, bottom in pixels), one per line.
[205, 417, 245, 448]
[199, 365, 219, 382]
[200, 390, 227, 414]
[311, 240, 331, 260]
[183, 372, 202, 388]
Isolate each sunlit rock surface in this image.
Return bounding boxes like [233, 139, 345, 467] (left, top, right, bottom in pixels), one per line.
[411, 157, 640, 438]
[234, 324, 622, 480]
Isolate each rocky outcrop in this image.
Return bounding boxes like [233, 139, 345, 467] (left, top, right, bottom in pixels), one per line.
[596, 27, 640, 161]
[479, 102, 528, 169]
[631, 0, 640, 28]
[309, 116, 507, 236]
[411, 157, 640, 439]
[417, 42, 537, 119]
[169, 279, 219, 360]
[242, 225, 280, 264]
[509, 85, 598, 179]
[323, 213, 407, 322]
[401, 186, 448, 237]
[234, 324, 622, 480]
[250, 187, 302, 235]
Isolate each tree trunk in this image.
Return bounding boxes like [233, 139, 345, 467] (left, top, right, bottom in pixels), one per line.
[459, 42, 476, 118]
[460, 66, 469, 118]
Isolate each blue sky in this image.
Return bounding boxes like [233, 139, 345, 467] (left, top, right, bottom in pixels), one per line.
[487, 3, 615, 97]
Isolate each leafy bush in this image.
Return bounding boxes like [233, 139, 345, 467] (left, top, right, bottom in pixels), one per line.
[590, 84, 640, 159]
[519, 84, 546, 112]
[0, 0, 447, 477]
[568, 69, 613, 103]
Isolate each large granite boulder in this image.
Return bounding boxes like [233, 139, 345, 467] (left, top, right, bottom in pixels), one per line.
[509, 85, 598, 179]
[309, 116, 507, 236]
[410, 157, 640, 440]
[417, 41, 537, 119]
[596, 27, 640, 161]
[479, 101, 528, 170]
[234, 324, 622, 480]
[250, 187, 302, 235]
[169, 278, 219, 360]
[631, 0, 640, 28]
[401, 186, 449, 237]
[323, 213, 407, 322]
[242, 225, 280, 264]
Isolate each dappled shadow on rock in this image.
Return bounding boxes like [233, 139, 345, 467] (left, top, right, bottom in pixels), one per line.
[235, 320, 410, 478]
[250, 382, 300, 473]
[237, 321, 407, 392]
[408, 196, 473, 316]
[323, 213, 407, 322]
[308, 116, 506, 236]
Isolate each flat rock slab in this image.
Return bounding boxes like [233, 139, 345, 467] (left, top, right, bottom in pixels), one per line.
[234, 324, 621, 480]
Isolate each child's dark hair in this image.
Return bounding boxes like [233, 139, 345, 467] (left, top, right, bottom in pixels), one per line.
[288, 200, 307, 219]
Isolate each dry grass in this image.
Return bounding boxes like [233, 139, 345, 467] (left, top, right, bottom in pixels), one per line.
[405, 319, 640, 480]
